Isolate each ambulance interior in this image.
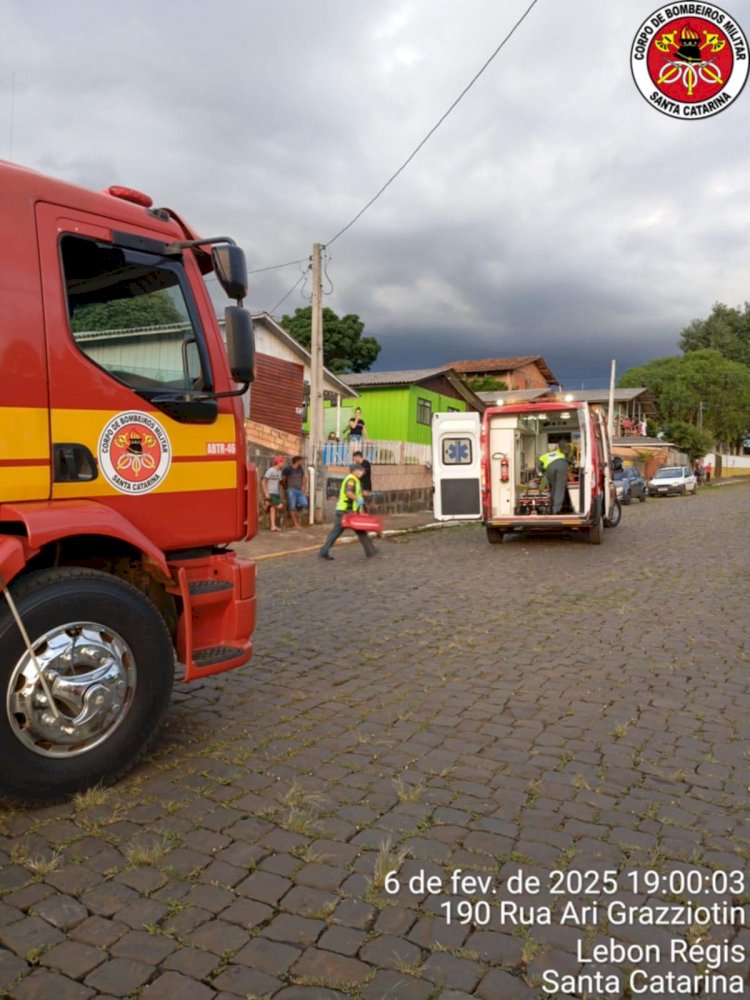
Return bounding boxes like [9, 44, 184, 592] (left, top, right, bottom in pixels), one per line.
[487, 407, 589, 519]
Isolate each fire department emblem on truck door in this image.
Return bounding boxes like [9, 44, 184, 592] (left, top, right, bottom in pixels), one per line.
[98, 411, 171, 495]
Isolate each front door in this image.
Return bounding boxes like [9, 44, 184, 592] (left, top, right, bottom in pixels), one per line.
[432, 412, 482, 520]
[35, 202, 238, 550]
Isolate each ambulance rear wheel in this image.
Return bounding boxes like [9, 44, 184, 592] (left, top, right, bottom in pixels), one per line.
[486, 527, 505, 545]
[586, 517, 603, 545]
[0, 567, 174, 804]
[604, 499, 621, 528]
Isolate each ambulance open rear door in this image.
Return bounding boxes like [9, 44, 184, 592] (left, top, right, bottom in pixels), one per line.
[432, 411, 482, 520]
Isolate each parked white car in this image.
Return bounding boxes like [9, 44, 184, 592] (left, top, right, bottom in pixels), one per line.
[647, 466, 697, 497]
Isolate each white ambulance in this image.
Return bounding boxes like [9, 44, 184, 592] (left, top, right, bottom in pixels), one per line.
[433, 401, 620, 544]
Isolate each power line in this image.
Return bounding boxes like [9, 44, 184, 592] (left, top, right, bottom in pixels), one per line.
[247, 1, 541, 274]
[269, 266, 311, 315]
[325, 0, 542, 248]
[249, 257, 309, 275]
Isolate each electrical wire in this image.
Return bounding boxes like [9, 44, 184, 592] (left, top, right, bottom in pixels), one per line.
[322, 249, 334, 296]
[249, 257, 309, 275]
[269, 265, 312, 315]
[243, 1, 541, 274]
[325, 0, 542, 248]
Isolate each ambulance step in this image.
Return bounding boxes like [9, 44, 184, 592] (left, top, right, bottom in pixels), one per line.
[188, 580, 233, 596]
[193, 645, 245, 668]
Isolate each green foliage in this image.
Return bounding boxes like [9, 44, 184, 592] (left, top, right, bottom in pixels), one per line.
[619, 349, 750, 450]
[660, 421, 715, 462]
[70, 291, 184, 333]
[679, 301, 750, 368]
[462, 375, 508, 392]
[281, 306, 380, 374]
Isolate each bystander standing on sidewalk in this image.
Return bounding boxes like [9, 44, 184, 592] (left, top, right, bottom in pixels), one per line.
[352, 450, 373, 509]
[281, 455, 309, 529]
[262, 456, 286, 532]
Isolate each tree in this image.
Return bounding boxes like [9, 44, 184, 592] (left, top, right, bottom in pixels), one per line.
[659, 421, 715, 462]
[281, 306, 380, 374]
[619, 349, 750, 451]
[462, 375, 508, 393]
[679, 302, 750, 368]
[70, 291, 184, 333]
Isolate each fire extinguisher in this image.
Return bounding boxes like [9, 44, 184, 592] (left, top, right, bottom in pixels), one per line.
[500, 454, 509, 483]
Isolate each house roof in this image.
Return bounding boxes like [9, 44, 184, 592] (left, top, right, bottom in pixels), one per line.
[477, 389, 549, 405]
[612, 436, 668, 446]
[478, 386, 657, 417]
[247, 312, 358, 398]
[558, 387, 657, 416]
[447, 355, 561, 385]
[341, 367, 486, 411]
[342, 367, 447, 387]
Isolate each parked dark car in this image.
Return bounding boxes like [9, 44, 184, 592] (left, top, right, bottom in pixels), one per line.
[614, 466, 647, 504]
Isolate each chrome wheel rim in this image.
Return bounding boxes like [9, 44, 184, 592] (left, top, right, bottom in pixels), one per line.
[7, 622, 136, 757]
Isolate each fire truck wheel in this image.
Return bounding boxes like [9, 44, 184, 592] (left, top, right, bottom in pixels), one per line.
[486, 526, 505, 545]
[0, 567, 174, 805]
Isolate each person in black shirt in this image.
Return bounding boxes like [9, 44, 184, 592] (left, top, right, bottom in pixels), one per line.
[346, 407, 366, 444]
[352, 450, 372, 506]
[280, 455, 308, 529]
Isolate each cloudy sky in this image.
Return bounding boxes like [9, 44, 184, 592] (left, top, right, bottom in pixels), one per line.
[3, 0, 750, 387]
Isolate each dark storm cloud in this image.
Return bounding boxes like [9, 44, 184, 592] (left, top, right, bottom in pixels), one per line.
[4, 0, 750, 387]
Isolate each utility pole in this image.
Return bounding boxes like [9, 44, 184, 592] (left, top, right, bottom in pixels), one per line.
[607, 359, 616, 442]
[308, 243, 324, 523]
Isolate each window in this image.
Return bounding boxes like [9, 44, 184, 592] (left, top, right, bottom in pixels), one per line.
[417, 397, 432, 425]
[446, 406, 459, 413]
[61, 235, 209, 392]
[442, 436, 473, 465]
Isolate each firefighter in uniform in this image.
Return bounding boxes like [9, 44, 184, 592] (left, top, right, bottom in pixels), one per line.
[538, 442, 569, 514]
[319, 463, 377, 560]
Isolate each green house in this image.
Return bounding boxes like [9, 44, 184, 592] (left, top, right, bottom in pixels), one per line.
[334, 367, 485, 444]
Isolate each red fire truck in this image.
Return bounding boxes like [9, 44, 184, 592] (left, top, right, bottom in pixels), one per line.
[0, 161, 257, 803]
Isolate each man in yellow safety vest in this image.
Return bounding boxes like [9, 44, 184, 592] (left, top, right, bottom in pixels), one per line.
[537, 442, 569, 514]
[319, 463, 377, 560]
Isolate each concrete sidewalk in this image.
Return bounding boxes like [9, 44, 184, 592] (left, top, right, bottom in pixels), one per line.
[235, 509, 447, 561]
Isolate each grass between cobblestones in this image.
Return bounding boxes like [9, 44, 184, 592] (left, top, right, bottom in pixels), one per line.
[0, 483, 748, 998]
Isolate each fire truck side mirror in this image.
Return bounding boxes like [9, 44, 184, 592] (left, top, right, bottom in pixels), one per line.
[225, 306, 255, 384]
[212, 245, 248, 302]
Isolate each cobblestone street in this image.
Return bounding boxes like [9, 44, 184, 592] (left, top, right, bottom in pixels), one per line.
[0, 483, 749, 999]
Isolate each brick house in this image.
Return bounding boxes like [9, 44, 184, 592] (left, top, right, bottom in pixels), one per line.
[239, 312, 357, 457]
[447, 355, 560, 390]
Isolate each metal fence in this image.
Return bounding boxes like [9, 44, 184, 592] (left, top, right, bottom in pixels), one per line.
[252, 440, 432, 523]
[252, 439, 431, 493]
[317, 439, 431, 467]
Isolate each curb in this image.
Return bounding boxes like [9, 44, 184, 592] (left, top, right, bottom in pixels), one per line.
[253, 518, 458, 562]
